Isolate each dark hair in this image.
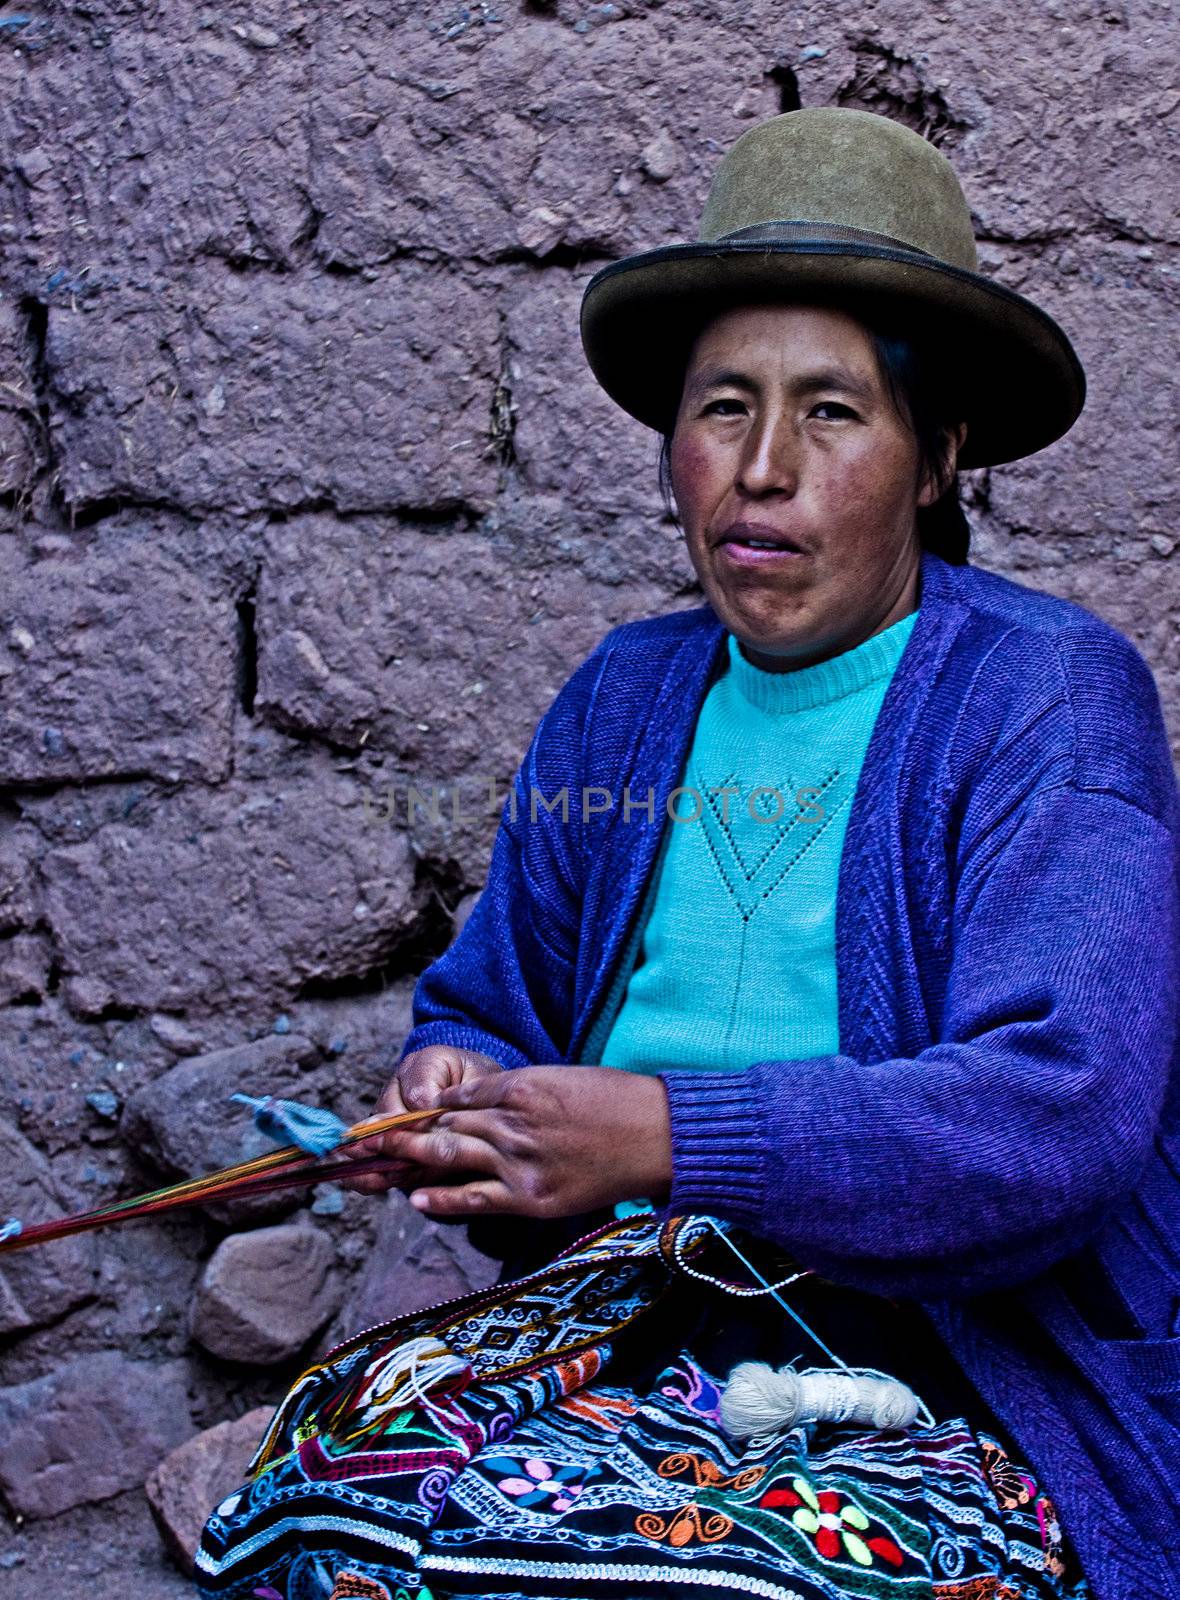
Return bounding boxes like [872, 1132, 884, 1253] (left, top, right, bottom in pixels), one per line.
[657, 317, 971, 565]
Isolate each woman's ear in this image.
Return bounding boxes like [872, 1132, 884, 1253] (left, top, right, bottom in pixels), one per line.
[917, 421, 969, 508]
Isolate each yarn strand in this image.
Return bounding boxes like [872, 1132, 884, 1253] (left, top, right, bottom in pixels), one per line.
[703, 1216, 935, 1437]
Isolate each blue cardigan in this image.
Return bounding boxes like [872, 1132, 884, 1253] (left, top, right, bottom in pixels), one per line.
[400, 547, 1180, 1600]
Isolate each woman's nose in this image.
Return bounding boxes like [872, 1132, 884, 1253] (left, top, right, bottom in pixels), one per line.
[735, 415, 798, 498]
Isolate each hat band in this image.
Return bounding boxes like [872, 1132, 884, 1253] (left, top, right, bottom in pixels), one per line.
[715, 219, 940, 262]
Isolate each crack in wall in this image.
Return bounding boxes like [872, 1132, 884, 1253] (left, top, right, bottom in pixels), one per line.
[767, 63, 802, 114]
[837, 42, 968, 148]
[235, 585, 259, 719]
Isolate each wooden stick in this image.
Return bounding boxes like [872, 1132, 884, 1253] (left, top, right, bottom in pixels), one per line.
[0, 1104, 444, 1257]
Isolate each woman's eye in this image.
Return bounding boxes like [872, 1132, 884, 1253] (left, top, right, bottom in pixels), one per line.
[701, 397, 746, 417]
[811, 401, 857, 420]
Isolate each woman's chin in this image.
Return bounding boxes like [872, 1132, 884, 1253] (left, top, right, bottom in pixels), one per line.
[709, 594, 820, 661]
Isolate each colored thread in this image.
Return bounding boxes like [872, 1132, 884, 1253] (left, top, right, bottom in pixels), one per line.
[0, 1102, 444, 1258]
[354, 1335, 470, 1429]
[673, 1217, 811, 1298]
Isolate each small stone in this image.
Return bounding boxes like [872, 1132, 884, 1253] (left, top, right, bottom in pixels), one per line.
[1150, 533, 1175, 557]
[310, 1183, 346, 1216]
[190, 1224, 342, 1365]
[64, 974, 115, 1019]
[732, 85, 767, 119]
[273, 1012, 291, 1035]
[148, 1013, 205, 1055]
[144, 1406, 273, 1577]
[85, 1087, 120, 1120]
[640, 130, 680, 183]
[286, 628, 331, 685]
[231, 21, 281, 48]
[0, 931, 52, 1004]
[515, 205, 567, 257]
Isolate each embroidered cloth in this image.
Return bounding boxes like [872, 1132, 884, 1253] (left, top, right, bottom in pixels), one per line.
[196, 1215, 1089, 1600]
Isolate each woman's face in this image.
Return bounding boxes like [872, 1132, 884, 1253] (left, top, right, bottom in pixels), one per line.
[669, 303, 954, 670]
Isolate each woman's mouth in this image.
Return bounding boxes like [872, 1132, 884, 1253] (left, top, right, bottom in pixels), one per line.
[714, 523, 809, 566]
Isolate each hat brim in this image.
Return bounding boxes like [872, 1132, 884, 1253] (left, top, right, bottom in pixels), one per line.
[579, 239, 1085, 469]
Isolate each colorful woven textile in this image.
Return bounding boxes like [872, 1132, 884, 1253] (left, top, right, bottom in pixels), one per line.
[195, 1215, 1090, 1600]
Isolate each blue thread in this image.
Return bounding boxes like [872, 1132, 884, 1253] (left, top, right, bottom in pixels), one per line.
[0, 1217, 23, 1242]
[230, 1094, 349, 1157]
[702, 1215, 936, 1428]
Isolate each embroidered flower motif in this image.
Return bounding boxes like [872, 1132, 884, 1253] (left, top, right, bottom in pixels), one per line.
[483, 1454, 586, 1512]
[759, 1477, 904, 1568]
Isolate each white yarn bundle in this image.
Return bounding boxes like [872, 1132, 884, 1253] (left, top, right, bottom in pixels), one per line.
[720, 1361, 922, 1441]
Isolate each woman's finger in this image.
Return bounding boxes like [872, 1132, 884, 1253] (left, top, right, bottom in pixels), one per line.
[436, 1072, 518, 1112]
[421, 1107, 534, 1159]
[375, 1077, 412, 1114]
[338, 1150, 416, 1194]
[381, 1124, 500, 1175]
[408, 1178, 515, 1216]
[397, 1053, 457, 1111]
[341, 1168, 401, 1196]
[349, 1080, 412, 1162]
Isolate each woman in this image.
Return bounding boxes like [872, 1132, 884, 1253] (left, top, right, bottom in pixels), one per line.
[197, 109, 1180, 1600]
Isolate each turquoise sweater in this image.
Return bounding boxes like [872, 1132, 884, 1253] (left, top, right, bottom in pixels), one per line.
[599, 611, 918, 1075]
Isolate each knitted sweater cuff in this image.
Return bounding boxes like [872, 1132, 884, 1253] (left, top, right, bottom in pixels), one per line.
[658, 1068, 767, 1230]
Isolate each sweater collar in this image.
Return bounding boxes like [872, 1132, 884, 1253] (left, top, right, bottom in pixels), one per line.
[694, 545, 960, 696]
[569, 547, 966, 1067]
[725, 608, 919, 713]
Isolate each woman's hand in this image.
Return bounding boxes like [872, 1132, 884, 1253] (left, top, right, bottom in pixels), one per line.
[375, 1064, 673, 1219]
[342, 1045, 504, 1196]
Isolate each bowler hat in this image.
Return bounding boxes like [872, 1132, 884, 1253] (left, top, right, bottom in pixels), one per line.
[580, 107, 1084, 467]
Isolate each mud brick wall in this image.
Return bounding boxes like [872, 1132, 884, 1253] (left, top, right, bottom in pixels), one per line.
[0, 1, 1176, 1592]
